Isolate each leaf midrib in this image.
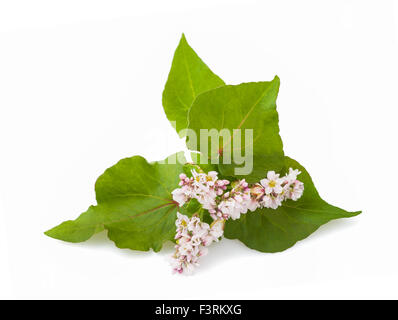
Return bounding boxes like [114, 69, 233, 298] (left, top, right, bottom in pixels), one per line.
[66, 202, 177, 231]
[182, 44, 196, 99]
[221, 82, 275, 151]
[98, 193, 172, 202]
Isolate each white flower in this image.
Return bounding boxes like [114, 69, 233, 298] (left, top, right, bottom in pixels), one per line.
[178, 241, 193, 255]
[279, 168, 304, 201]
[260, 194, 283, 209]
[175, 212, 189, 228]
[172, 187, 190, 207]
[218, 200, 234, 219]
[191, 169, 207, 186]
[285, 168, 301, 184]
[246, 198, 259, 211]
[206, 171, 218, 186]
[202, 234, 215, 246]
[260, 171, 284, 195]
[196, 188, 217, 211]
[210, 219, 225, 239]
[250, 184, 265, 200]
[286, 180, 304, 201]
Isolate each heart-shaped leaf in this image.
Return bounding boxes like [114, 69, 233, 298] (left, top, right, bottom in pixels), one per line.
[162, 34, 225, 136]
[45, 153, 185, 252]
[224, 156, 361, 252]
[186, 78, 285, 182]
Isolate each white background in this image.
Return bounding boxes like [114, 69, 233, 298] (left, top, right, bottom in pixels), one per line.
[1, 0, 397, 299]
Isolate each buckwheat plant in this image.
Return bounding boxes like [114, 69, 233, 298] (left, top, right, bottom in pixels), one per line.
[45, 34, 360, 275]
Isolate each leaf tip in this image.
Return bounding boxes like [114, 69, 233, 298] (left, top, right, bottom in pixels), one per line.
[180, 33, 188, 44]
[44, 227, 55, 238]
[351, 210, 362, 217]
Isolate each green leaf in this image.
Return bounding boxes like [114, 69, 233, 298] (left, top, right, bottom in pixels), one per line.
[224, 156, 361, 252]
[179, 198, 201, 217]
[45, 152, 185, 252]
[162, 34, 225, 136]
[186, 78, 285, 182]
[43, 206, 105, 243]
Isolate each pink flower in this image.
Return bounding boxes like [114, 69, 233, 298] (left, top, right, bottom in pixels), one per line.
[210, 219, 225, 239]
[286, 180, 304, 201]
[172, 187, 190, 206]
[285, 168, 301, 184]
[250, 184, 265, 200]
[260, 171, 284, 195]
[261, 194, 283, 209]
[171, 213, 222, 275]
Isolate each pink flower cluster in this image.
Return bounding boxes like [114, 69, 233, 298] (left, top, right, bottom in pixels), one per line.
[172, 168, 304, 220]
[170, 167, 304, 274]
[171, 213, 224, 274]
[171, 170, 230, 213]
[216, 179, 258, 220]
[254, 168, 305, 209]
